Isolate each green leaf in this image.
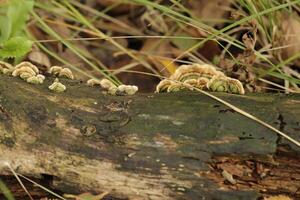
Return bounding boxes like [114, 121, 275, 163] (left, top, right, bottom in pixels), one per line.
[0, 0, 34, 41]
[0, 4, 12, 41]
[8, 0, 34, 37]
[0, 16, 12, 42]
[0, 179, 15, 200]
[0, 36, 33, 59]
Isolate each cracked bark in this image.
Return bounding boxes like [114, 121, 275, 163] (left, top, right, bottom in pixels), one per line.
[0, 75, 299, 200]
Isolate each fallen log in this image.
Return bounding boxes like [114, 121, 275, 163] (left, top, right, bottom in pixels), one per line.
[0, 75, 299, 200]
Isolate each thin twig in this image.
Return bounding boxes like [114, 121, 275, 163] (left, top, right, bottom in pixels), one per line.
[4, 162, 34, 200]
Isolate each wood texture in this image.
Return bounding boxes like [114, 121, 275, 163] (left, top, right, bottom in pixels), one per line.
[0, 75, 299, 200]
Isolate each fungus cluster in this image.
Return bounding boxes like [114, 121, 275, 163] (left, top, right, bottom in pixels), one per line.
[86, 78, 102, 87]
[156, 64, 245, 94]
[0, 61, 243, 95]
[0, 61, 71, 92]
[48, 78, 66, 93]
[12, 62, 45, 84]
[87, 78, 138, 96]
[26, 74, 45, 84]
[49, 66, 74, 79]
[0, 60, 139, 95]
[0, 61, 14, 74]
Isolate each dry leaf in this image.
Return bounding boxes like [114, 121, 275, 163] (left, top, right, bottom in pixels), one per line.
[64, 191, 109, 200]
[28, 50, 51, 73]
[264, 195, 293, 200]
[185, 0, 232, 26]
[277, 13, 300, 67]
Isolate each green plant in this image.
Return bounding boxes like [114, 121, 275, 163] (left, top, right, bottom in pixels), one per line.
[0, 0, 34, 60]
[32, 0, 300, 90]
[0, 179, 15, 200]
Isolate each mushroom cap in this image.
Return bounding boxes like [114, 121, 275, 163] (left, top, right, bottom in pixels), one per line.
[122, 85, 138, 95]
[207, 76, 229, 92]
[115, 85, 127, 96]
[155, 79, 173, 93]
[49, 66, 62, 75]
[0, 61, 13, 73]
[167, 82, 185, 92]
[49, 80, 66, 93]
[15, 62, 39, 74]
[59, 68, 74, 79]
[0, 61, 14, 75]
[227, 78, 245, 95]
[114, 84, 139, 96]
[171, 64, 225, 81]
[182, 79, 198, 89]
[100, 78, 116, 90]
[87, 78, 102, 86]
[12, 67, 36, 78]
[195, 77, 210, 89]
[107, 86, 118, 95]
[183, 78, 209, 90]
[2, 68, 14, 75]
[20, 72, 34, 80]
[27, 75, 44, 84]
[36, 74, 45, 81]
[126, 85, 138, 95]
[117, 84, 127, 92]
[155, 63, 245, 94]
[176, 72, 204, 82]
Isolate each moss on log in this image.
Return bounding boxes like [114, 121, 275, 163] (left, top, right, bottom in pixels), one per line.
[0, 75, 299, 200]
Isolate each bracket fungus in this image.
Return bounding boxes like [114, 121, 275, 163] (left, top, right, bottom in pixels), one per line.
[207, 76, 229, 93]
[170, 64, 225, 81]
[0, 61, 14, 74]
[184, 77, 210, 90]
[26, 74, 45, 84]
[156, 64, 245, 95]
[13, 67, 36, 80]
[97, 78, 138, 96]
[125, 85, 138, 95]
[116, 84, 139, 96]
[206, 76, 245, 94]
[49, 66, 74, 79]
[12, 62, 45, 84]
[48, 78, 66, 93]
[59, 68, 74, 79]
[227, 77, 245, 94]
[11, 62, 46, 84]
[14, 61, 39, 74]
[156, 79, 174, 93]
[99, 78, 116, 90]
[107, 86, 118, 95]
[86, 78, 102, 87]
[49, 66, 62, 76]
[167, 82, 185, 93]
[12, 62, 40, 81]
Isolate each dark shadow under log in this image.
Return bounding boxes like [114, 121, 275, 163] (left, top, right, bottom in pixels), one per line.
[0, 75, 299, 200]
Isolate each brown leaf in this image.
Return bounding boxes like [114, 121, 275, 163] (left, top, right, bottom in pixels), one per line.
[96, 0, 139, 15]
[185, 0, 232, 26]
[277, 13, 300, 67]
[28, 50, 51, 73]
[264, 195, 293, 200]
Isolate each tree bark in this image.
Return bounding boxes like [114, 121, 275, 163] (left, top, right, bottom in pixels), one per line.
[0, 75, 299, 200]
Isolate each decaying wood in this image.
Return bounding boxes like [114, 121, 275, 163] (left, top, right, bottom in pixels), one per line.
[0, 75, 299, 200]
